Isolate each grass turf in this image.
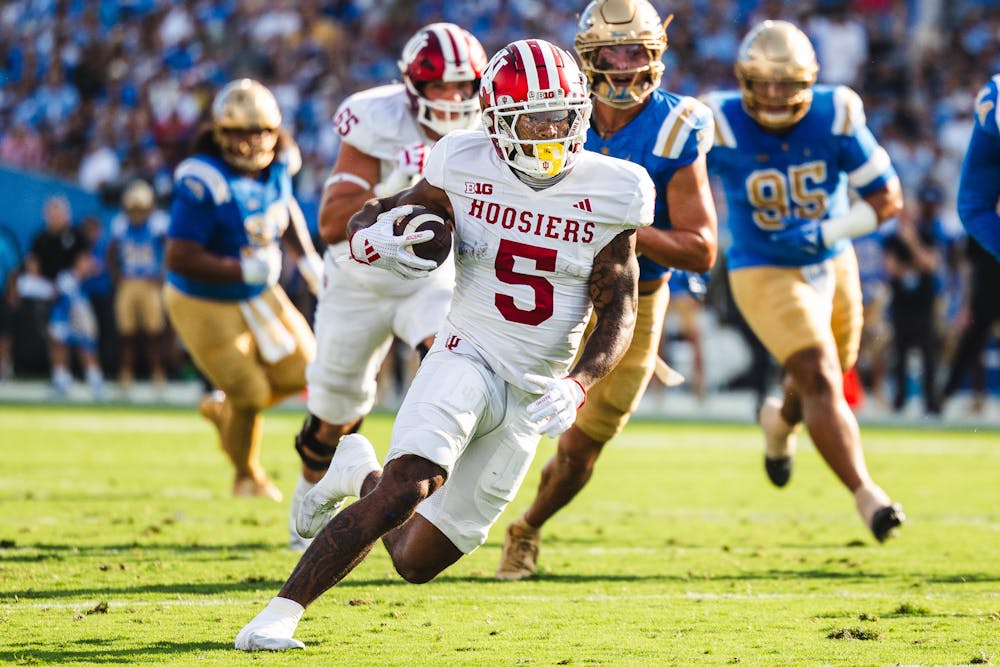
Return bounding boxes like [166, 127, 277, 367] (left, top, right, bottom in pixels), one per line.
[1, 405, 998, 666]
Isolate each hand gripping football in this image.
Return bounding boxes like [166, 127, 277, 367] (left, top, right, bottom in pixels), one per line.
[392, 205, 453, 267]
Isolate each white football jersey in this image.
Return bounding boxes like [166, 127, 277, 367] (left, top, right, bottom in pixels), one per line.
[423, 130, 655, 391]
[328, 83, 453, 293]
[332, 84, 431, 187]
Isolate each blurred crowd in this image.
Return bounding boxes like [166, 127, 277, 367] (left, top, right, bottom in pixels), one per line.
[1, 0, 999, 414]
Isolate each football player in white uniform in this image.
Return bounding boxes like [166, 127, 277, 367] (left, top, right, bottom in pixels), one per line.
[288, 24, 487, 550]
[235, 39, 656, 651]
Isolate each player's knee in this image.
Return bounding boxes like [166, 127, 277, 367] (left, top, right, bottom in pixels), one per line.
[396, 564, 440, 584]
[380, 456, 446, 510]
[786, 348, 839, 398]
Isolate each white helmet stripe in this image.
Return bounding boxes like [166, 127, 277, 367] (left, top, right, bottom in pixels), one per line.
[537, 41, 560, 90]
[430, 24, 458, 66]
[513, 40, 544, 90]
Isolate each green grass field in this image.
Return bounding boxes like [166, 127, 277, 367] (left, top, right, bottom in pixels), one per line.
[1, 405, 998, 666]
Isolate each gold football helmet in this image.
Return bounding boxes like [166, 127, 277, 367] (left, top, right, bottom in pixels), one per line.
[735, 20, 818, 130]
[121, 179, 155, 219]
[211, 79, 282, 172]
[574, 0, 670, 109]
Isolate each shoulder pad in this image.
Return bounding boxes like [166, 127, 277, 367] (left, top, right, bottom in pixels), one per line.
[279, 142, 302, 177]
[831, 86, 866, 136]
[974, 76, 1000, 133]
[109, 213, 129, 238]
[653, 96, 715, 159]
[149, 210, 171, 236]
[333, 85, 413, 158]
[700, 92, 737, 149]
[173, 158, 231, 205]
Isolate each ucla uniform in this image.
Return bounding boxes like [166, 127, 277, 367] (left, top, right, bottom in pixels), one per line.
[705, 85, 897, 367]
[110, 208, 169, 337]
[164, 152, 314, 492]
[167, 154, 295, 300]
[958, 75, 1000, 262]
[706, 85, 895, 269]
[574, 89, 713, 441]
[111, 209, 168, 280]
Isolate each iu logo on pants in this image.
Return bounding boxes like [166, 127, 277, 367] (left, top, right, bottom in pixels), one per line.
[445, 335, 461, 350]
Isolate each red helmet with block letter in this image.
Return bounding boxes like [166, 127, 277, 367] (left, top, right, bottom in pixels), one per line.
[399, 22, 488, 137]
[735, 20, 818, 130]
[480, 39, 592, 180]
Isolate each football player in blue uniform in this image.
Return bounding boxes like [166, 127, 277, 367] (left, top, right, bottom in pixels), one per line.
[107, 179, 170, 397]
[496, 0, 718, 580]
[704, 20, 905, 541]
[958, 76, 1000, 262]
[164, 79, 322, 501]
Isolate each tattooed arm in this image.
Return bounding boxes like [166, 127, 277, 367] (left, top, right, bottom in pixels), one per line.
[569, 229, 640, 390]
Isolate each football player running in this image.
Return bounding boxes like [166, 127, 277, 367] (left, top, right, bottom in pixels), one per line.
[957, 75, 1000, 262]
[287, 23, 487, 550]
[164, 79, 322, 501]
[496, 0, 718, 581]
[703, 21, 905, 541]
[235, 39, 656, 651]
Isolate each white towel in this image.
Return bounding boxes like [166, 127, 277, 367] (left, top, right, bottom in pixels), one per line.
[239, 296, 296, 364]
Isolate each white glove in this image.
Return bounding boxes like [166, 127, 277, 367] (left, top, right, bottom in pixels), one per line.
[348, 205, 437, 279]
[373, 143, 429, 197]
[524, 374, 587, 438]
[297, 252, 324, 295]
[240, 245, 282, 286]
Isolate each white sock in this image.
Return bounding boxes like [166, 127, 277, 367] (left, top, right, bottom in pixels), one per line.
[251, 597, 305, 634]
[854, 484, 891, 525]
[86, 365, 103, 386]
[266, 597, 305, 619]
[52, 366, 72, 390]
[349, 460, 379, 498]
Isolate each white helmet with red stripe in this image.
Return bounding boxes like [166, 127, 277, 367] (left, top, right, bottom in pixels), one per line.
[480, 39, 592, 180]
[399, 22, 488, 136]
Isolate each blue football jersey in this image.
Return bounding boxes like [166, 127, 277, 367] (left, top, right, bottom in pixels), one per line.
[957, 75, 1000, 262]
[704, 85, 896, 269]
[110, 209, 169, 280]
[167, 154, 293, 301]
[585, 89, 713, 281]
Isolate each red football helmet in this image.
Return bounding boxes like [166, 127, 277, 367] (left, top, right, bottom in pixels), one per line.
[480, 39, 592, 180]
[399, 23, 488, 137]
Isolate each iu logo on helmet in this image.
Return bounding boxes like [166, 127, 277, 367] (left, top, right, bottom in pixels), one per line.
[445, 335, 461, 350]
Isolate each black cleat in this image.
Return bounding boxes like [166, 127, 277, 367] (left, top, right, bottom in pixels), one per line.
[870, 503, 905, 543]
[764, 456, 793, 487]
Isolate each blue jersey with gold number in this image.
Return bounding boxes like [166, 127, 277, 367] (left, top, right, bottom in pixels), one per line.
[704, 85, 896, 269]
[585, 89, 714, 281]
[110, 210, 169, 280]
[958, 75, 1000, 262]
[167, 154, 293, 300]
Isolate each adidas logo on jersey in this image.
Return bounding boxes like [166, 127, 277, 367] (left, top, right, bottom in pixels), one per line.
[572, 198, 592, 212]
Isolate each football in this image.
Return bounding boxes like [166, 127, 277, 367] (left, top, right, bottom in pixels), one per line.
[392, 205, 453, 267]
